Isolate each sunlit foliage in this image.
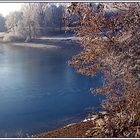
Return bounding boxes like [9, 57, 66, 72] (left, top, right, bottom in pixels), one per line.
[67, 2, 140, 137]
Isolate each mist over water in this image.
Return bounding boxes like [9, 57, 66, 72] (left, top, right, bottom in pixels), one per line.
[0, 43, 104, 137]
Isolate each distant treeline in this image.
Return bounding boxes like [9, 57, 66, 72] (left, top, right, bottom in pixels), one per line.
[0, 3, 79, 42]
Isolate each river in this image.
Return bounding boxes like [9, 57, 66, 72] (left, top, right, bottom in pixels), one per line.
[0, 42, 104, 137]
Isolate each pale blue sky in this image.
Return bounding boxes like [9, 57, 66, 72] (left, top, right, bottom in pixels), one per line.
[0, 3, 23, 17]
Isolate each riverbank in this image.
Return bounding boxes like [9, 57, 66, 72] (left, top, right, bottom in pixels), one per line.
[0, 33, 81, 49]
[17, 37, 79, 48]
[34, 112, 107, 138]
[34, 119, 94, 138]
[34, 111, 139, 138]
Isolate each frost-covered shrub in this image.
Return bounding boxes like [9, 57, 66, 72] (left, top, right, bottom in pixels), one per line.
[3, 32, 25, 42]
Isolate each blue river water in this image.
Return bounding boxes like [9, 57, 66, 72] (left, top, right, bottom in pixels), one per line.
[0, 42, 104, 137]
